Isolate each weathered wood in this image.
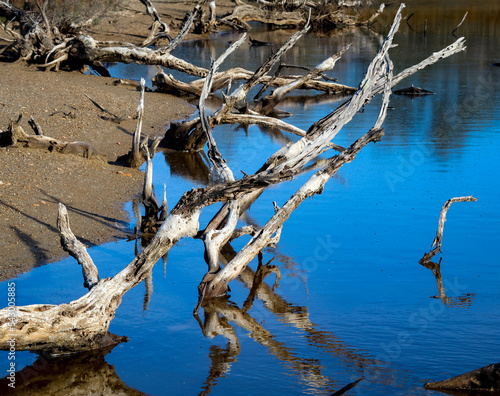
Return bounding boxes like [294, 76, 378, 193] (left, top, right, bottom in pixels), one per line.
[57, 204, 100, 290]
[0, 208, 200, 353]
[425, 362, 500, 391]
[116, 78, 149, 168]
[214, 16, 311, 124]
[152, 68, 356, 97]
[419, 196, 478, 264]
[141, 20, 171, 48]
[131, 78, 146, 168]
[195, 39, 244, 312]
[205, 127, 386, 297]
[199, 16, 466, 253]
[202, 12, 396, 296]
[139, 0, 169, 35]
[28, 117, 44, 136]
[224, 1, 386, 31]
[0, 117, 101, 159]
[158, 5, 198, 53]
[156, 24, 354, 152]
[159, 117, 206, 151]
[221, 4, 305, 28]
[0, 6, 467, 354]
[138, 142, 168, 236]
[203, 8, 400, 234]
[254, 45, 351, 115]
[0, 1, 54, 62]
[393, 85, 435, 96]
[451, 11, 468, 36]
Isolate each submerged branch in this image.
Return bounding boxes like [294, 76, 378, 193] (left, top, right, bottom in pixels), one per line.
[419, 195, 478, 264]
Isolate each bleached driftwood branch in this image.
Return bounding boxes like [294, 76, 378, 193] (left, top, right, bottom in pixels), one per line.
[419, 195, 478, 264]
[57, 203, 100, 290]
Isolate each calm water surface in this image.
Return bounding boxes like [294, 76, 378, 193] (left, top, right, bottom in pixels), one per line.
[1, 2, 499, 395]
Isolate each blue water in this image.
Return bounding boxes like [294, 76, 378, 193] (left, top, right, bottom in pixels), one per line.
[1, 4, 500, 396]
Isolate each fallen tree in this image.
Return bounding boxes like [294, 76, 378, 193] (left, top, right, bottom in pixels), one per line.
[0, 114, 102, 159]
[220, 1, 386, 31]
[0, 5, 469, 355]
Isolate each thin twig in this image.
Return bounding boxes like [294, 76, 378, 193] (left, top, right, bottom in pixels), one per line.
[84, 94, 120, 118]
[451, 11, 468, 37]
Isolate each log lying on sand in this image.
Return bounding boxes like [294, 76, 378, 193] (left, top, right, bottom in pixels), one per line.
[424, 363, 500, 391]
[0, 116, 101, 160]
[221, 1, 387, 31]
[0, 6, 468, 355]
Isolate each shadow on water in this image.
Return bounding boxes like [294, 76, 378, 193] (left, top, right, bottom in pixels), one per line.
[0, 347, 146, 395]
[163, 149, 211, 186]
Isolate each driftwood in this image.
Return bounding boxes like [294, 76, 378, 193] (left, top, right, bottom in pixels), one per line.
[424, 362, 500, 392]
[393, 85, 435, 96]
[419, 196, 478, 264]
[0, 0, 176, 68]
[152, 68, 355, 98]
[140, 144, 168, 235]
[158, 34, 465, 151]
[0, 6, 468, 355]
[451, 11, 468, 37]
[139, 0, 169, 36]
[58, 204, 100, 290]
[221, 4, 305, 28]
[158, 21, 357, 151]
[221, 1, 386, 31]
[199, 36, 466, 255]
[117, 78, 147, 168]
[115, 78, 162, 168]
[0, 115, 101, 159]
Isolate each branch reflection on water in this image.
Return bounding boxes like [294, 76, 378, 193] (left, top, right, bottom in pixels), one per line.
[160, 144, 387, 394]
[0, 347, 145, 395]
[419, 258, 475, 308]
[188, 238, 392, 395]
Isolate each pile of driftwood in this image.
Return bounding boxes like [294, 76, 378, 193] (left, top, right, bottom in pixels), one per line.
[0, 3, 468, 355]
[3, 2, 496, 394]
